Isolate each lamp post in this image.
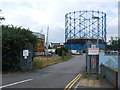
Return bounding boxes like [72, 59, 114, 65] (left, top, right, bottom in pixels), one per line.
[92, 16, 99, 48]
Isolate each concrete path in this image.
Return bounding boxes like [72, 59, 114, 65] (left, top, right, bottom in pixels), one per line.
[75, 74, 114, 88]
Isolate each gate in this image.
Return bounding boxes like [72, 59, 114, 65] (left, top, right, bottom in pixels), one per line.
[86, 44, 99, 74]
[90, 55, 99, 73]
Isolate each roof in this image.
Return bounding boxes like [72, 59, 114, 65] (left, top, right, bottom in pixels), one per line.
[33, 32, 45, 39]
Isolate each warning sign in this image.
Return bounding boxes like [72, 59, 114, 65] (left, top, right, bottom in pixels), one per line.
[88, 48, 99, 55]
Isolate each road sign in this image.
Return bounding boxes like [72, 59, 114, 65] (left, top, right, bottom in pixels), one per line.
[23, 50, 29, 59]
[88, 48, 99, 55]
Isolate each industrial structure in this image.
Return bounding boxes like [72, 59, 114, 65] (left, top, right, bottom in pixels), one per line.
[65, 10, 106, 50]
[33, 32, 45, 54]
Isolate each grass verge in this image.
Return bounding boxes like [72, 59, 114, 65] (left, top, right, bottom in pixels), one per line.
[33, 53, 72, 70]
[2, 54, 72, 75]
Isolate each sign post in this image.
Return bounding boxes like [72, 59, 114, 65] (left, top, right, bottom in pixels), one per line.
[20, 44, 33, 70]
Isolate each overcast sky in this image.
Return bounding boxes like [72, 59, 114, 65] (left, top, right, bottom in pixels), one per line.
[0, 0, 119, 42]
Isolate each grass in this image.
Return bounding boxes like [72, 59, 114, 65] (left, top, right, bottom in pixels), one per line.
[82, 72, 105, 80]
[33, 53, 72, 70]
[96, 74, 105, 80]
[2, 54, 72, 75]
[63, 53, 73, 61]
[82, 72, 90, 78]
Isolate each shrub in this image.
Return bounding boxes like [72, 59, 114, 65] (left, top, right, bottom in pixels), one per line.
[55, 47, 68, 56]
[83, 50, 86, 53]
[2, 25, 37, 72]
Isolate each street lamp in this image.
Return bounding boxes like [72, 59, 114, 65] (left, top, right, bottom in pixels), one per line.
[92, 16, 99, 48]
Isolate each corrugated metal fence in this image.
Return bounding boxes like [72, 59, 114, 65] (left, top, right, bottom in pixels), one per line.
[100, 64, 118, 88]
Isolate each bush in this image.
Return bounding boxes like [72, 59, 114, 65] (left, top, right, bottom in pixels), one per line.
[55, 47, 68, 56]
[83, 50, 86, 53]
[2, 25, 37, 72]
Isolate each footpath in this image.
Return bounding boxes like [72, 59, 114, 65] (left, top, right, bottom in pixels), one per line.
[75, 74, 114, 88]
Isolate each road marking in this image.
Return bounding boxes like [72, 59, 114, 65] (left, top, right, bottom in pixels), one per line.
[68, 74, 82, 90]
[64, 74, 82, 90]
[74, 78, 81, 89]
[0, 79, 33, 88]
[64, 74, 80, 90]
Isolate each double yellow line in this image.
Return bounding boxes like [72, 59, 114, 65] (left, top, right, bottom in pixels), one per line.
[64, 74, 82, 90]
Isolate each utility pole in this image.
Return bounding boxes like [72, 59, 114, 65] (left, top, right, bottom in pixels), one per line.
[46, 26, 49, 59]
[40, 29, 43, 34]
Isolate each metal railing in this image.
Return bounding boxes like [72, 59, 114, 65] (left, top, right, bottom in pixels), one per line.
[100, 64, 118, 88]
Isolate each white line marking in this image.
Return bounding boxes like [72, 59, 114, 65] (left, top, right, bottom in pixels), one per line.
[0, 79, 33, 88]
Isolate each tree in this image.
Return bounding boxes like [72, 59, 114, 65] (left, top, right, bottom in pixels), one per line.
[111, 40, 118, 50]
[106, 39, 119, 51]
[55, 47, 68, 56]
[2, 25, 37, 72]
[112, 40, 118, 46]
[0, 9, 5, 22]
[118, 39, 120, 51]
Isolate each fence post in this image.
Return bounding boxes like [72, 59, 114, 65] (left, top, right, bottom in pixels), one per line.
[116, 72, 118, 88]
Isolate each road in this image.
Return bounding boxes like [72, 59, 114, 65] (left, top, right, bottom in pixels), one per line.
[2, 54, 86, 89]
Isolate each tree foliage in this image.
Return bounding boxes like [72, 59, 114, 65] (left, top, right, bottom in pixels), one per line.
[106, 39, 120, 51]
[112, 40, 118, 46]
[0, 9, 5, 22]
[55, 47, 68, 56]
[2, 25, 37, 72]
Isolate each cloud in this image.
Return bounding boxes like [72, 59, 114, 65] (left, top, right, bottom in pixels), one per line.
[0, 0, 118, 42]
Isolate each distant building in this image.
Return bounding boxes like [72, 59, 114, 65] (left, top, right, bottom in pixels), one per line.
[33, 32, 45, 53]
[48, 49, 56, 54]
[51, 43, 60, 47]
[49, 42, 64, 48]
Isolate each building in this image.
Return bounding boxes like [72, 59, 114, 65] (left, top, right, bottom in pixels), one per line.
[33, 32, 45, 53]
[49, 42, 64, 48]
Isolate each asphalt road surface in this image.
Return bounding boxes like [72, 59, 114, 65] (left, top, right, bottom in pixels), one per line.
[2, 54, 86, 89]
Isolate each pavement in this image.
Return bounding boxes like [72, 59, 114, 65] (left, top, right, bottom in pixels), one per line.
[75, 74, 114, 88]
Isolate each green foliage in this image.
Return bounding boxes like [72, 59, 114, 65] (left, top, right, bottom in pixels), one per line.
[55, 48, 61, 56]
[106, 39, 120, 51]
[2, 25, 37, 72]
[83, 50, 86, 53]
[118, 39, 120, 51]
[55, 47, 68, 56]
[63, 53, 72, 61]
[33, 53, 72, 70]
[111, 40, 118, 46]
[0, 9, 5, 21]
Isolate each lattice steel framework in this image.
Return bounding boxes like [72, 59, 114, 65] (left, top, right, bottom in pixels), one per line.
[65, 10, 106, 42]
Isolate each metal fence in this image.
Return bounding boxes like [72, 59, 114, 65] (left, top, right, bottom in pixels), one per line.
[99, 52, 118, 72]
[100, 64, 118, 88]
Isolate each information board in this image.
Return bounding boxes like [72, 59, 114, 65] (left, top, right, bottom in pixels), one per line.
[88, 48, 99, 55]
[23, 50, 29, 59]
